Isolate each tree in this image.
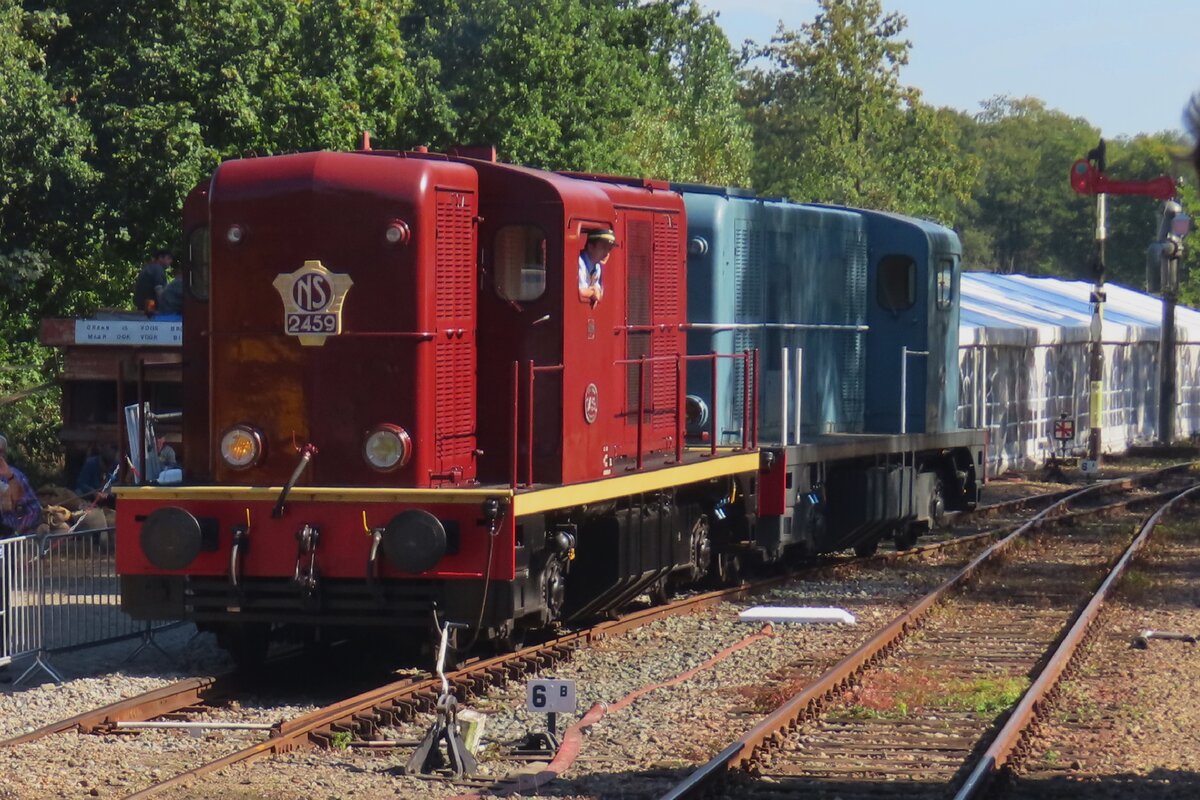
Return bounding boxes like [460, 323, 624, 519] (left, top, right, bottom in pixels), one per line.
[37, 0, 421, 282]
[955, 96, 1099, 275]
[0, 4, 95, 477]
[740, 0, 973, 220]
[404, 0, 750, 183]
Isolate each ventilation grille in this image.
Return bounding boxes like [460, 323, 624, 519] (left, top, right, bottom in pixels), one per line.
[433, 189, 476, 470]
[435, 191, 474, 321]
[626, 220, 653, 411]
[731, 221, 763, 434]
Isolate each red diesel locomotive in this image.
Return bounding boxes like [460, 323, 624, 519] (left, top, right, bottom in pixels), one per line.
[117, 146, 760, 660]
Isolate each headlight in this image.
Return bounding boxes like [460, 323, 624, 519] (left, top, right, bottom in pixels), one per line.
[364, 424, 412, 471]
[220, 425, 264, 470]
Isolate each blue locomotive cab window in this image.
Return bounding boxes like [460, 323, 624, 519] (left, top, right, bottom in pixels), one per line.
[877, 255, 916, 311]
[188, 225, 210, 301]
[936, 258, 954, 310]
[494, 225, 546, 302]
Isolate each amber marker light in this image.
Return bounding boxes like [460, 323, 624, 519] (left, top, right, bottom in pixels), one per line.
[364, 424, 412, 471]
[220, 424, 265, 470]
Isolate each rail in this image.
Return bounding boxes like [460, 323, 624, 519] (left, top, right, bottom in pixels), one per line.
[953, 479, 1200, 799]
[659, 463, 1195, 799]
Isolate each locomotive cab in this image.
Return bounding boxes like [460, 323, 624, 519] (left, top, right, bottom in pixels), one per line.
[473, 161, 688, 486]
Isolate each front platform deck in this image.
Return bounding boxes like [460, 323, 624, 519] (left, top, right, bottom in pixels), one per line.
[114, 448, 763, 517]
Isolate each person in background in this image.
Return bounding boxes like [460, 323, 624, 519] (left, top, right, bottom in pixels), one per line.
[133, 249, 174, 314]
[157, 274, 184, 315]
[0, 434, 41, 537]
[156, 435, 177, 470]
[75, 446, 118, 505]
[577, 228, 616, 305]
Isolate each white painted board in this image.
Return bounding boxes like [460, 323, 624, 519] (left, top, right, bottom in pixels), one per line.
[738, 606, 856, 625]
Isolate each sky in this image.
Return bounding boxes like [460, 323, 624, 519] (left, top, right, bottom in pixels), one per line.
[700, 0, 1199, 139]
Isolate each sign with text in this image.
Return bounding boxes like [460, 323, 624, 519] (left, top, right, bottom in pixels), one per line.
[525, 679, 576, 713]
[74, 320, 182, 346]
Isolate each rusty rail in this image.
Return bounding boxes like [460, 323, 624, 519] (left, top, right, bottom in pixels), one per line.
[659, 463, 1197, 800]
[0, 675, 234, 746]
[953, 480, 1200, 799]
[121, 580, 775, 799]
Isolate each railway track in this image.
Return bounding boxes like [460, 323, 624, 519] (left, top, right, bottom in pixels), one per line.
[661, 464, 1200, 800]
[4, 466, 1191, 798]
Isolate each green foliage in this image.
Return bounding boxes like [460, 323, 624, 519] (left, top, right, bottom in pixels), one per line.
[952, 96, 1100, 274]
[405, 0, 750, 183]
[946, 97, 1195, 282]
[39, 0, 421, 270]
[0, 3, 96, 480]
[740, 0, 974, 220]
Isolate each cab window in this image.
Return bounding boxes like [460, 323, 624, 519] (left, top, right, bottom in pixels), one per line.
[188, 226, 210, 301]
[877, 254, 916, 311]
[494, 225, 547, 302]
[936, 258, 954, 310]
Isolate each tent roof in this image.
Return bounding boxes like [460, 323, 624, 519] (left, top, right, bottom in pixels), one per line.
[960, 273, 1200, 346]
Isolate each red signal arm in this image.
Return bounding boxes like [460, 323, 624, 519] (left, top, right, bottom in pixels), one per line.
[1069, 159, 1176, 199]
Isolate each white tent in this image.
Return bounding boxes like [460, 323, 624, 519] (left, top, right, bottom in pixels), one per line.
[958, 273, 1200, 472]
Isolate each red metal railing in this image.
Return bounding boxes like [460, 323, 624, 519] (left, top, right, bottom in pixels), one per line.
[508, 350, 758, 489]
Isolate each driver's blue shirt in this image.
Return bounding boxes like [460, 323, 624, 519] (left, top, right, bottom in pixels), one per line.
[578, 251, 602, 292]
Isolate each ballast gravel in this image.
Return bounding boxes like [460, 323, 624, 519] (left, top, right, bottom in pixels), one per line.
[142, 560, 967, 800]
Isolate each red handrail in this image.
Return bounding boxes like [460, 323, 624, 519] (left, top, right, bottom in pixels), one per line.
[509, 349, 758, 486]
[510, 361, 519, 489]
[675, 354, 684, 464]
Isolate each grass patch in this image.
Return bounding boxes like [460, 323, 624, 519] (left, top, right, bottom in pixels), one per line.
[1119, 568, 1156, 599]
[937, 677, 1029, 714]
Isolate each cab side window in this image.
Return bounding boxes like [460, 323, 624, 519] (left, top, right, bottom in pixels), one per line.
[188, 226, 210, 301]
[935, 258, 954, 310]
[494, 225, 546, 302]
[877, 254, 916, 311]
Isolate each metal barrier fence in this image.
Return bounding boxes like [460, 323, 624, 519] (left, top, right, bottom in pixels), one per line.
[1, 534, 43, 677]
[1, 526, 175, 686]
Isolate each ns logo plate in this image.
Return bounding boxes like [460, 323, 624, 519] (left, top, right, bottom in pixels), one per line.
[272, 260, 354, 346]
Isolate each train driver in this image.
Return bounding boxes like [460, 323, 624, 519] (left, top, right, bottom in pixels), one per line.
[578, 228, 616, 305]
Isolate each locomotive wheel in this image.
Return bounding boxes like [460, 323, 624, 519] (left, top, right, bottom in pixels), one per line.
[929, 475, 947, 523]
[648, 576, 670, 605]
[689, 515, 713, 581]
[540, 557, 567, 622]
[495, 626, 527, 654]
[853, 538, 880, 558]
[716, 552, 743, 586]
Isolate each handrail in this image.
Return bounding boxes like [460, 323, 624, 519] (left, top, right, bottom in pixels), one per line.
[509, 349, 759, 487]
[684, 321, 868, 332]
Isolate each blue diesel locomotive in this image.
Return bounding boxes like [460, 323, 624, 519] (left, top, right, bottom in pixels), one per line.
[679, 186, 983, 560]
